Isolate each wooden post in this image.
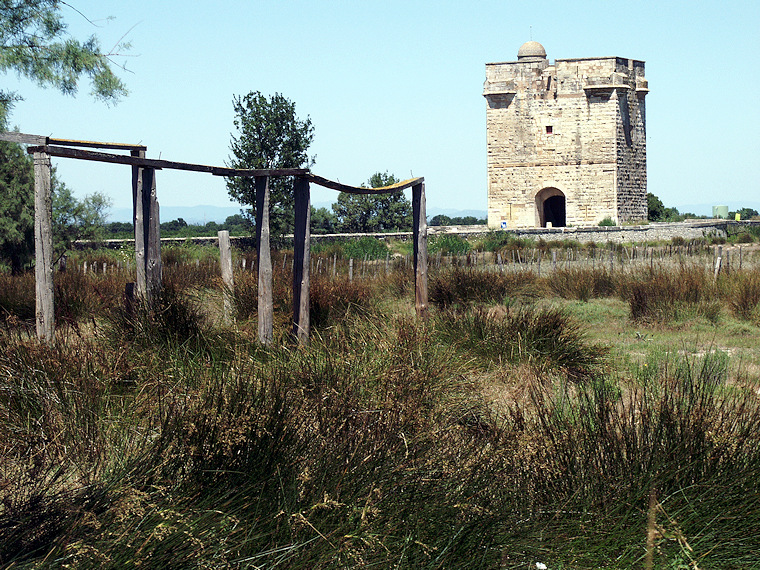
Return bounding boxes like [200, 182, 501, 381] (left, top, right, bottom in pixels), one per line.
[292, 176, 311, 345]
[33, 151, 54, 343]
[349, 258, 354, 281]
[145, 168, 162, 298]
[132, 151, 161, 302]
[412, 182, 428, 319]
[132, 151, 147, 299]
[218, 230, 234, 324]
[714, 246, 723, 282]
[255, 176, 273, 345]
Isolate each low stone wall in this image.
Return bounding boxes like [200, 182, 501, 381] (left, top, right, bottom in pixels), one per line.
[424, 220, 760, 244]
[81, 220, 759, 250]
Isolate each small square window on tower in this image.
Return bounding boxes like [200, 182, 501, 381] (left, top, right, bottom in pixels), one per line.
[545, 125, 553, 134]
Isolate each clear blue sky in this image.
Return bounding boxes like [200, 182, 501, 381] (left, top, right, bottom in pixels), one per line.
[5, 0, 759, 216]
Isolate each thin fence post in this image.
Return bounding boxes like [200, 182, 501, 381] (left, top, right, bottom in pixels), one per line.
[725, 249, 730, 275]
[412, 182, 429, 319]
[255, 176, 273, 345]
[292, 176, 311, 345]
[714, 246, 723, 282]
[33, 151, 54, 343]
[218, 230, 234, 324]
[349, 258, 354, 281]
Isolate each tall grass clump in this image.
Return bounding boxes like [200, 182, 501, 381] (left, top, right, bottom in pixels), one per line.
[546, 267, 617, 301]
[105, 283, 210, 352]
[435, 304, 606, 381]
[621, 265, 714, 323]
[513, 351, 760, 566]
[309, 273, 375, 329]
[0, 271, 35, 324]
[429, 266, 537, 308]
[724, 269, 760, 322]
[55, 268, 126, 326]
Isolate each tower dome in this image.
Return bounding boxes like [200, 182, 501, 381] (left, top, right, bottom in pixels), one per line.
[517, 41, 547, 62]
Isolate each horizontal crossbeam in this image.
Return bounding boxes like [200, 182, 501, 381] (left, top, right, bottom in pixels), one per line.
[0, 131, 147, 151]
[307, 174, 424, 194]
[26, 145, 309, 177]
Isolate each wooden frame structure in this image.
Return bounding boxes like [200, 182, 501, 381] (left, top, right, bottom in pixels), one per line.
[0, 132, 427, 345]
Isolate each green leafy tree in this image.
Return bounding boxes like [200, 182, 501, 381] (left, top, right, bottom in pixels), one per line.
[160, 218, 188, 233]
[311, 206, 337, 234]
[0, 0, 128, 126]
[332, 171, 412, 233]
[51, 181, 111, 253]
[450, 215, 486, 225]
[0, 140, 34, 273]
[429, 214, 451, 226]
[226, 92, 314, 239]
[647, 193, 665, 222]
[728, 207, 759, 220]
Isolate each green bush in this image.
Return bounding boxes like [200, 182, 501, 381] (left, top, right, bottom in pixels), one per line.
[342, 236, 389, 260]
[428, 233, 471, 256]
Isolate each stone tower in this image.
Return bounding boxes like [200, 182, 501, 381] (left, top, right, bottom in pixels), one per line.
[484, 41, 648, 228]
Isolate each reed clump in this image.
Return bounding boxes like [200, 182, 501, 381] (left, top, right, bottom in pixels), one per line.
[1, 245, 760, 567]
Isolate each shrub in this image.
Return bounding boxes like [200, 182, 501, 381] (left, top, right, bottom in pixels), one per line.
[428, 233, 471, 256]
[342, 236, 389, 260]
[598, 216, 616, 226]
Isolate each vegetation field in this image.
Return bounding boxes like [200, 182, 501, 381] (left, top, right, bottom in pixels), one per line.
[2, 237, 760, 569]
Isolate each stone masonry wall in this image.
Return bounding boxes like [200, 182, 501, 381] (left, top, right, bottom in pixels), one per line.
[485, 49, 647, 229]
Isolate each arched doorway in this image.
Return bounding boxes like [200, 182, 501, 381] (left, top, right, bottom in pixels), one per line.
[535, 187, 566, 227]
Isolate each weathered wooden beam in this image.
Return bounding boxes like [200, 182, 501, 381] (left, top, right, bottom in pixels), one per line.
[292, 176, 311, 345]
[26, 145, 308, 178]
[412, 182, 429, 319]
[47, 137, 146, 151]
[1, 132, 47, 145]
[0, 131, 146, 150]
[33, 152, 55, 342]
[255, 176, 273, 345]
[308, 173, 424, 194]
[218, 230, 234, 324]
[145, 168, 162, 297]
[132, 150, 147, 299]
